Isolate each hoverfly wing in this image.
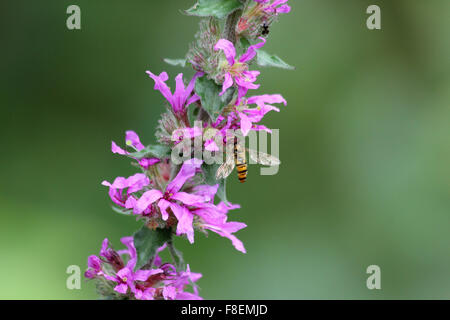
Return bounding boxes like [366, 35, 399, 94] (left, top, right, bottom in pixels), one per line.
[215, 156, 235, 180]
[248, 149, 281, 166]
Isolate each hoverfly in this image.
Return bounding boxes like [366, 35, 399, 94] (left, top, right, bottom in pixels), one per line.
[215, 138, 280, 183]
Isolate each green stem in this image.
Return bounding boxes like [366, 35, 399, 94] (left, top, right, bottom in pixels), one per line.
[224, 1, 247, 44]
[167, 240, 184, 269]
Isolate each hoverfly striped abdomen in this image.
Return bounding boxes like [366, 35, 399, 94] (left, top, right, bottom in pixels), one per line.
[234, 139, 247, 183]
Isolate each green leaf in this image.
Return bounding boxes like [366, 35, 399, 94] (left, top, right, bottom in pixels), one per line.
[164, 58, 187, 67]
[195, 76, 235, 122]
[239, 37, 251, 52]
[133, 226, 172, 270]
[127, 144, 171, 160]
[166, 242, 185, 270]
[216, 179, 227, 204]
[185, 0, 243, 19]
[256, 50, 295, 70]
[202, 163, 228, 204]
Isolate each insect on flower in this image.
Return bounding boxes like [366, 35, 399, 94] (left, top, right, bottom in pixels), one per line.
[215, 136, 280, 183]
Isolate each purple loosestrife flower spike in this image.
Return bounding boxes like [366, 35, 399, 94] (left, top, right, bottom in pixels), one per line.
[87, 0, 292, 300]
[86, 238, 202, 300]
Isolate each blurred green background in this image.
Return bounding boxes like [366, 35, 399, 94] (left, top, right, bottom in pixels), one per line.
[0, 0, 449, 299]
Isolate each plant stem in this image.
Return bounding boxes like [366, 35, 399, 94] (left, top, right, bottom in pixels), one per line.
[167, 240, 184, 269]
[224, 1, 247, 44]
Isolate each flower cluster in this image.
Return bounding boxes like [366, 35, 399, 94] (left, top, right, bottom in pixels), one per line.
[86, 0, 291, 300]
[85, 237, 201, 300]
[212, 93, 287, 137]
[104, 136, 247, 252]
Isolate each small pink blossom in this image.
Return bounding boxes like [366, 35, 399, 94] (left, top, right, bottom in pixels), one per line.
[214, 37, 266, 104]
[102, 173, 150, 209]
[254, 0, 291, 14]
[213, 94, 286, 136]
[146, 70, 203, 119]
[172, 127, 203, 144]
[84, 255, 103, 279]
[85, 238, 202, 300]
[193, 202, 247, 253]
[134, 159, 208, 243]
[111, 130, 160, 170]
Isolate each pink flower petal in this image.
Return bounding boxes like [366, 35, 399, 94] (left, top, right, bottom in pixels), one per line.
[204, 224, 247, 253]
[220, 73, 234, 96]
[247, 94, 287, 107]
[134, 269, 162, 282]
[135, 189, 163, 214]
[170, 203, 194, 244]
[239, 37, 266, 63]
[114, 283, 128, 294]
[166, 159, 203, 194]
[125, 131, 145, 151]
[126, 173, 150, 194]
[87, 255, 102, 271]
[138, 158, 160, 170]
[111, 141, 127, 155]
[214, 39, 236, 66]
[204, 139, 220, 152]
[192, 184, 219, 202]
[238, 111, 253, 136]
[186, 72, 204, 95]
[163, 286, 177, 300]
[158, 198, 171, 221]
[146, 70, 174, 106]
[172, 191, 206, 206]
